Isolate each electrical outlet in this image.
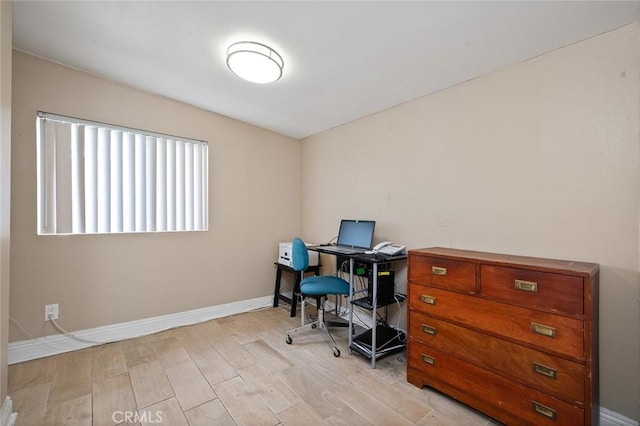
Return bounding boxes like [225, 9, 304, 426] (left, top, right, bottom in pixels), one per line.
[44, 304, 59, 321]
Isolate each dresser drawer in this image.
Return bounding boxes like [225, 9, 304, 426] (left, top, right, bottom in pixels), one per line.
[408, 286, 584, 360]
[408, 343, 584, 426]
[409, 254, 476, 293]
[481, 265, 584, 315]
[409, 311, 585, 403]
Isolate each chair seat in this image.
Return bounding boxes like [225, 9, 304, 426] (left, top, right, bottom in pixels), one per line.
[300, 276, 349, 296]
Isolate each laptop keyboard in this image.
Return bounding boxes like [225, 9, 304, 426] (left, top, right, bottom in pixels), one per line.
[319, 245, 366, 254]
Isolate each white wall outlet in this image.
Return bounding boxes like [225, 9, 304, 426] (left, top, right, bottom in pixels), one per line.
[44, 303, 59, 321]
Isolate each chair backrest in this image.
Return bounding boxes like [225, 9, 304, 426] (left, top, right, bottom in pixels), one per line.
[291, 238, 309, 272]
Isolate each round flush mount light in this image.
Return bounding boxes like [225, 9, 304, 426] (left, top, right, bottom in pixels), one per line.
[226, 41, 284, 84]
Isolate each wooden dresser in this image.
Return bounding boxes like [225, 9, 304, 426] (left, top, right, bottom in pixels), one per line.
[407, 247, 599, 425]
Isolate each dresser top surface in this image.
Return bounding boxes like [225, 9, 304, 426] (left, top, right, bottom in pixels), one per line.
[409, 247, 599, 276]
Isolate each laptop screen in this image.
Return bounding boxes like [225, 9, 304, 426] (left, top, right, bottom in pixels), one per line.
[336, 220, 376, 249]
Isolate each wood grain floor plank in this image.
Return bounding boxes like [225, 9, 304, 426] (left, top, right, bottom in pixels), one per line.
[214, 376, 279, 426]
[7, 363, 17, 390]
[151, 336, 191, 368]
[274, 365, 342, 419]
[164, 360, 216, 411]
[216, 313, 261, 345]
[128, 360, 174, 409]
[184, 399, 235, 426]
[347, 368, 432, 422]
[275, 400, 326, 425]
[333, 383, 415, 425]
[139, 398, 188, 426]
[12, 383, 50, 426]
[9, 355, 57, 391]
[44, 393, 92, 426]
[353, 350, 408, 385]
[183, 342, 237, 387]
[237, 363, 300, 414]
[415, 387, 491, 425]
[242, 339, 294, 373]
[180, 328, 215, 353]
[324, 404, 374, 426]
[92, 342, 128, 380]
[121, 337, 157, 368]
[208, 334, 257, 371]
[203, 319, 258, 364]
[47, 350, 93, 406]
[93, 373, 137, 426]
[61, 394, 93, 426]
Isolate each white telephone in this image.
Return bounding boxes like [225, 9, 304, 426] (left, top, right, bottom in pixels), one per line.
[372, 241, 406, 256]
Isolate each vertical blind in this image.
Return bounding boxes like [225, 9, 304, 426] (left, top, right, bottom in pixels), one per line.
[36, 112, 208, 235]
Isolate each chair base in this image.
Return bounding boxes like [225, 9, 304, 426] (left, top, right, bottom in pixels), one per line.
[285, 297, 341, 357]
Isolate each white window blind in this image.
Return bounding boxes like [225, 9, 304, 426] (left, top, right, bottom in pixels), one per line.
[36, 112, 208, 235]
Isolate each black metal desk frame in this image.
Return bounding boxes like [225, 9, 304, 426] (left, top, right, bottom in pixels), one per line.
[308, 247, 407, 368]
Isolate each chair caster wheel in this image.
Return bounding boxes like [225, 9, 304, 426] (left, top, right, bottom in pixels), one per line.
[286, 335, 292, 344]
[333, 348, 340, 357]
[311, 324, 317, 329]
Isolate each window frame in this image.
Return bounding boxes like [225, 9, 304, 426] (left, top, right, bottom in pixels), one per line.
[36, 111, 209, 235]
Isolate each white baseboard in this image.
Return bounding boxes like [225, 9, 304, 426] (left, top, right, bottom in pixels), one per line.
[8, 295, 273, 364]
[601, 407, 639, 426]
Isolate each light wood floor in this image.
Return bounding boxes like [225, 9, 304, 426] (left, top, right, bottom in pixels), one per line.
[8, 306, 497, 425]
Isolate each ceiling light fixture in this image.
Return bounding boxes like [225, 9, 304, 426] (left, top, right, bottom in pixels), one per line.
[226, 41, 284, 84]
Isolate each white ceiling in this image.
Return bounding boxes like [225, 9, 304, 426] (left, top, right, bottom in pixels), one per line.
[12, 1, 640, 139]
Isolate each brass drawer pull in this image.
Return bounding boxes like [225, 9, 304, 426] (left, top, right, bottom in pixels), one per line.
[421, 354, 435, 365]
[431, 266, 447, 276]
[531, 322, 556, 338]
[422, 324, 436, 335]
[421, 295, 436, 305]
[532, 401, 556, 420]
[515, 279, 538, 293]
[533, 362, 557, 380]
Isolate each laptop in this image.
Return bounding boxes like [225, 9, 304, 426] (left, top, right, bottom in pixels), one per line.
[315, 219, 376, 255]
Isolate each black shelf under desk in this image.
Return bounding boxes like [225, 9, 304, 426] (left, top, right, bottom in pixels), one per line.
[351, 325, 406, 360]
[351, 294, 406, 310]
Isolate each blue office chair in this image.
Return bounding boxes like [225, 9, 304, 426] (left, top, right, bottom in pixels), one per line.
[285, 237, 350, 357]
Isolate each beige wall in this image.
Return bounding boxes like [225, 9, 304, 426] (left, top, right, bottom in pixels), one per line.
[10, 51, 300, 340]
[301, 24, 640, 420]
[0, 0, 12, 400]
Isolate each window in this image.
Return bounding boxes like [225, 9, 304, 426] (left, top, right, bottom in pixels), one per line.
[36, 112, 208, 235]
